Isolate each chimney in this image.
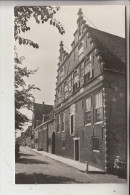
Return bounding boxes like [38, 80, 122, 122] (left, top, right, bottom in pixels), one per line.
[42, 114, 45, 123]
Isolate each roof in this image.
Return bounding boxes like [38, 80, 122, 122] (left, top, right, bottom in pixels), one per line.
[88, 26, 126, 73]
[45, 110, 54, 121]
[33, 103, 53, 122]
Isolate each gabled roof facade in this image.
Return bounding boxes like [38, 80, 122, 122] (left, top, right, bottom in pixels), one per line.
[55, 8, 126, 109]
[88, 26, 126, 73]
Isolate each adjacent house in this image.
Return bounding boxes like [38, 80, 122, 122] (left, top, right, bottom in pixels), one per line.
[54, 8, 126, 172]
[32, 102, 54, 151]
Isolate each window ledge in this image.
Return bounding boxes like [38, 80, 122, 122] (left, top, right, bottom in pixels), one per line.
[85, 123, 91, 127]
[93, 150, 100, 153]
[94, 121, 103, 125]
[70, 133, 75, 136]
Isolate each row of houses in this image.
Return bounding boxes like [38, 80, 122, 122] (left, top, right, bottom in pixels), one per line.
[19, 8, 127, 173]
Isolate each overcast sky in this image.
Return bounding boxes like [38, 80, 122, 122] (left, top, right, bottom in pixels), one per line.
[16, 5, 125, 131]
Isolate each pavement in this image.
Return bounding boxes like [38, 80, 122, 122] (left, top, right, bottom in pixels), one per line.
[27, 147, 104, 173]
[16, 146, 126, 184]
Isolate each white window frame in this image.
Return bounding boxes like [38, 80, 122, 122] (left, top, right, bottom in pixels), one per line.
[95, 91, 103, 124]
[85, 97, 91, 126]
[84, 62, 93, 79]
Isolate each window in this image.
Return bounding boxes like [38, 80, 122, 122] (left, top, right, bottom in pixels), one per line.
[92, 137, 100, 151]
[57, 87, 61, 105]
[95, 91, 103, 123]
[60, 67, 64, 82]
[89, 53, 94, 64]
[62, 139, 65, 149]
[73, 70, 80, 92]
[62, 113, 65, 131]
[78, 43, 84, 61]
[57, 115, 60, 132]
[64, 83, 68, 99]
[84, 61, 93, 83]
[70, 115, 74, 134]
[68, 78, 72, 92]
[85, 97, 91, 125]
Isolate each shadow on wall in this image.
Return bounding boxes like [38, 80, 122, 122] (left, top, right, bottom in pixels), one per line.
[15, 173, 80, 184]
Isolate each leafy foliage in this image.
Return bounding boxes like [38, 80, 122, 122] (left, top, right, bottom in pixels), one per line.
[14, 6, 65, 130]
[15, 51, 40, 130]
[14, 6, 65, 48]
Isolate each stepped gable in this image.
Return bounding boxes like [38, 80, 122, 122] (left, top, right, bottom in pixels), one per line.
[88, 26, 126, 73]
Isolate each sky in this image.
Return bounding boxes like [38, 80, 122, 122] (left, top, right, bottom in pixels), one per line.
[16, 5, 125, 132]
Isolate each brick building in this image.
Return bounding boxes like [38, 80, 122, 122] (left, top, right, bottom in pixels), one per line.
[54, 9, 126, 172]
[32, 102, 54, 151]
[32, 102, 53, 149]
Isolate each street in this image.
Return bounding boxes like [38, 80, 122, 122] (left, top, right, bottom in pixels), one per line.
[15, 146, 126, 184]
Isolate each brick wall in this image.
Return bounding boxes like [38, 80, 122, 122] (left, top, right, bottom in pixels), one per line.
[54, 18, 126, 173]
[55, 89, 106, 170]
[48, 121, 54, 153]
[104, 71, 126, 172]
[42, 124, 48, 152]
[38, 128, 43, 151]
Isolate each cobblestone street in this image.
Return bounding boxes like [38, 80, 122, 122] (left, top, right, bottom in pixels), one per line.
[15, 147, 126, 184]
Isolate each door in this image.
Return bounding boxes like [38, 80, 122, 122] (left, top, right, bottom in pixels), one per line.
[74, 140, 79, 161]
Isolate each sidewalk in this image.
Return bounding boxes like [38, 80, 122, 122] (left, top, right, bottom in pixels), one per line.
[27, 147, 104, 173]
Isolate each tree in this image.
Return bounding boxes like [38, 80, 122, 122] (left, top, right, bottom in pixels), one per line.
[14, 6, 65, 130]
[14, 6, 65, 48]
[15, 50, 40, 130]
